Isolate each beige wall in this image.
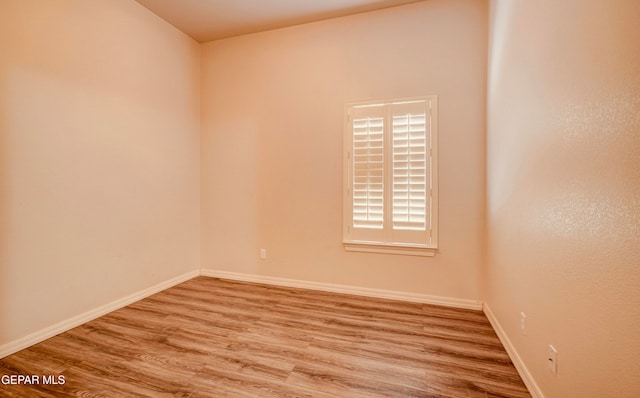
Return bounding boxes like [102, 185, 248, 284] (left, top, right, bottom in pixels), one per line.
[486, 1, 640, 397]
[0, 0, 201, 347]
[201, 0, 488, 300]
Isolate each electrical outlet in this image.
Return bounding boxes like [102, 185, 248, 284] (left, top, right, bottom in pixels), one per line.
[260, 248, 267, 260]
[520, 312, 526, 334]
[548, 345, 558, 374]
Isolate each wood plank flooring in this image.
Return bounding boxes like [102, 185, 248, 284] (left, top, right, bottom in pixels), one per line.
[0, 277, 531, 397]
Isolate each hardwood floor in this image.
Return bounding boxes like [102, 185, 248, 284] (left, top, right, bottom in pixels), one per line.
[0, 277, 531, 397]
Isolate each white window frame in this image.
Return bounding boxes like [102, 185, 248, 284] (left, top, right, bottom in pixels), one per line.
[343, 95, 438, 257]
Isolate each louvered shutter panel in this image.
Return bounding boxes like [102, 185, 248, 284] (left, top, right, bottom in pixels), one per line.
[351, 105, 385, 230]
[344, 96, 436, 250]
[391, 101, 429, 233]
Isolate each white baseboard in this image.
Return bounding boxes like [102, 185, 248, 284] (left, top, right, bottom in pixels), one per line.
[0, 269, 199, 359]
[200, 269, 483, 310]
[483, 303, 544, 398]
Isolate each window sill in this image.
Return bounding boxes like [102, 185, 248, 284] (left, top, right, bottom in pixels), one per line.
[343, 241, 437, 257]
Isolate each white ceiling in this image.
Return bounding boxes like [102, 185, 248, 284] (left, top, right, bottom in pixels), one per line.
[134, 0, 423, 42]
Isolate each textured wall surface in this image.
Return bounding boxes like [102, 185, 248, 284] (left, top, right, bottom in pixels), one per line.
[486, 0, 640, 396]
[200, 0, 488, 301]
[0, 0, 201, 347]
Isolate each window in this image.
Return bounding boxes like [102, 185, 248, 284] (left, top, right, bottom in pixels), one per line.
[343, 96, 438, 256]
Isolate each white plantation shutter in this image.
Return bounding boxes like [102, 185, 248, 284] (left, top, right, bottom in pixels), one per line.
[392, 101, 428, 231]
[344, 96, 437, 253]
[348, 104, 386, 242]
[352, 111, 384, 229]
